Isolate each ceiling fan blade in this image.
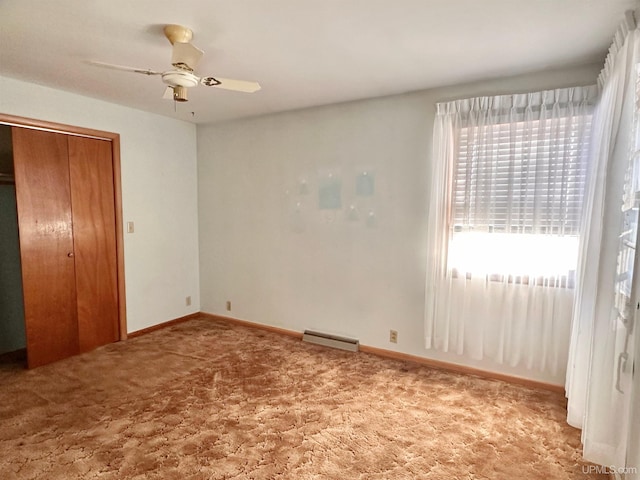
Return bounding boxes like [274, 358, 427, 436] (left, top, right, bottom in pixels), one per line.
[171, 42, 203, 71]
[200, 76, 261, 93]
[162, 86, 174, 100]
[87, 61, 162, 76]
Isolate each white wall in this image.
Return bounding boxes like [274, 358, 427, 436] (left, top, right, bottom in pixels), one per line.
[197, 63, 601, 385]
[0, 76, 200, 333]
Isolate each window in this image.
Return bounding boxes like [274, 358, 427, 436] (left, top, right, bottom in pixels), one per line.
[448, 112, 592, 286]
[425, 86, 596, 371]
[614, 66, 640, 324]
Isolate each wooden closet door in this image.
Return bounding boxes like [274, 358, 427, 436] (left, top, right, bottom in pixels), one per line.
[12, 128, 79, 368]
[68, 136, 119, 352]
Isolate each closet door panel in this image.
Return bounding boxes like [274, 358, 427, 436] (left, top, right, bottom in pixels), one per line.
[68, 136, 119, 352]
[12, 128, 79, 368]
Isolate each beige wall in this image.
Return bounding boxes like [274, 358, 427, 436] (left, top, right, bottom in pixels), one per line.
[0, 75, 201, 333]
[0, 62, 602, 383]
[197, 63, 601, 385]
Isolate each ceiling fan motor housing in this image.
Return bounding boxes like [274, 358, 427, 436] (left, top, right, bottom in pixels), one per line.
[163, 24, 193, 45]
[162, 71, 199, 88]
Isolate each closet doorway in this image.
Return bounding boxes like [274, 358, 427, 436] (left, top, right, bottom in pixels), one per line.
[0, 126, 26, 362]
[0, 114, 127, 368]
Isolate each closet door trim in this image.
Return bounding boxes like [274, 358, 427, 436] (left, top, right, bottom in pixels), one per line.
[0, 113, 127, 341]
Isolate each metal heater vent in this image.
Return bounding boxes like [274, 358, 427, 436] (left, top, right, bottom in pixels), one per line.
[302, 330, 359, 352]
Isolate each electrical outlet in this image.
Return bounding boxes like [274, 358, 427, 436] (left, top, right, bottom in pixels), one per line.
[390, 330, 398, 343]
[185, 296, 191, 307]
[226, 300, 232, 312]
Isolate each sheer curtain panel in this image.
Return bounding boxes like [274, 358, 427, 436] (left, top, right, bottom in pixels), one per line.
[425, 86, 596, 378]
[565, 10, 640, 474]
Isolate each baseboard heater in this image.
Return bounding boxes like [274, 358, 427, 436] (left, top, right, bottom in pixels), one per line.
[302, 330, 359, 352]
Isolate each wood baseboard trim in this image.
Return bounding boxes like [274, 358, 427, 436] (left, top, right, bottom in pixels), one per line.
[200, 311, 563, 394]
[200, 312, 304, 340]
[358, 345, 564, 394]
[127, 313, 201, 339]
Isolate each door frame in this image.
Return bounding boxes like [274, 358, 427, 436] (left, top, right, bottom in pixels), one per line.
[0, 113, 127, 341]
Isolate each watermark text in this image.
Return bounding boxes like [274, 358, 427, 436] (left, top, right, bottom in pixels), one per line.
[582, 464, 638, 475]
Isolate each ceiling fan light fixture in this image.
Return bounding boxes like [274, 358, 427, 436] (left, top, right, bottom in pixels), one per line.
[173, 85, 188, 102]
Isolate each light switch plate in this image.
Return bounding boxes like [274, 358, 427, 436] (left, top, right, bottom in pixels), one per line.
[126, 221, 134, 233]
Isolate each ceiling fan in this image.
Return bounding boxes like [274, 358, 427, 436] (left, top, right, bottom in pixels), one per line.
[89, 24, 261, 102]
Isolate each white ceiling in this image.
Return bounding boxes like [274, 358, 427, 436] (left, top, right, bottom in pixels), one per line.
[1, 0, 637, 124]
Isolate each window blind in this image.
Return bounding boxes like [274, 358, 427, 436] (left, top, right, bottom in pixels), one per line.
[452, 115, 592, 236]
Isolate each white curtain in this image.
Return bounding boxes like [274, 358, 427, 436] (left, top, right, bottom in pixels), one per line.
[565, 10, 640, 474]
[425, 87, 596, 377]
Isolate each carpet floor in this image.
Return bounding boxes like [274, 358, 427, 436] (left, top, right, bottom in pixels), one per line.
[0, 316, 603, 479]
